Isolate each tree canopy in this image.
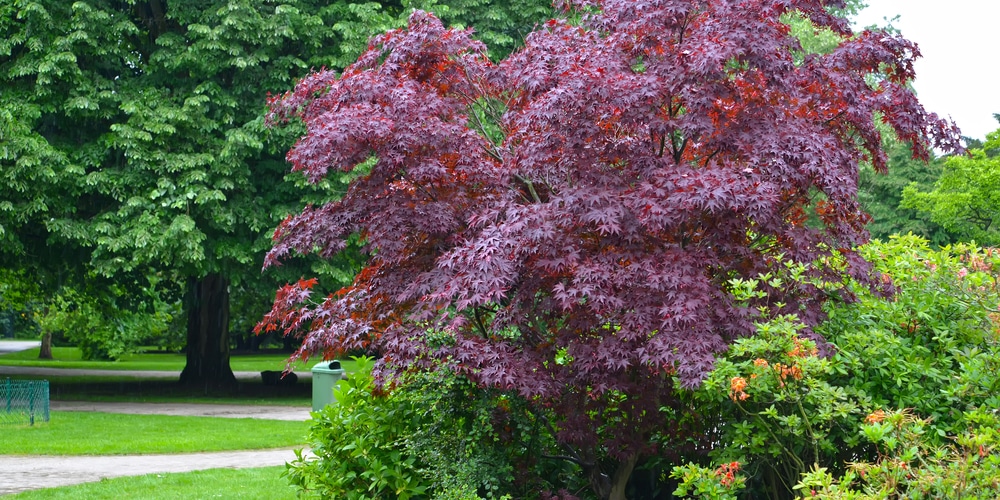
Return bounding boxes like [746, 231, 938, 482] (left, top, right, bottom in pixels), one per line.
[858, 138, 954, 245]
[0, 0, 552, 378]
[260, 0, 959, 496]
[901, 124, 1000, 245]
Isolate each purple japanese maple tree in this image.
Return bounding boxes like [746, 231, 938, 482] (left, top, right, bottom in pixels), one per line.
[260, 1, 958, 497]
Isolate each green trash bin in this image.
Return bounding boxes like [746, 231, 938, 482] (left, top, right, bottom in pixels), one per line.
[311, 360, 345, 411]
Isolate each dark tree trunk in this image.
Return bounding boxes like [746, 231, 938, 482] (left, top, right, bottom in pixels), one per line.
[179, 273, 236, 388]
[38, 332, 52, 359]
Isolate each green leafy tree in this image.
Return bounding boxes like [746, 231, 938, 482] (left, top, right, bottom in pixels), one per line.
[0, 0, 551, 384]
[901, 125, 1000, 245]
[859, 139, 953, 245]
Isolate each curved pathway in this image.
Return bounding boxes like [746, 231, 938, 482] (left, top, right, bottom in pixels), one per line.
[1, 401, 312, 494]
[49, 400, 311, 421]
[0, 343, 316, 495]
[0, 448, 301, 496]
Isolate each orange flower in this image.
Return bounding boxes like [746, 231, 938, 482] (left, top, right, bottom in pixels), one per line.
[753, 358, 769, 368]
[730, 376, 747, 392]
[788, 338, 818, 358]
[714, 461, 741, 487]
[772, 363, 802, 382]
[865, 409, 887, 424]
[729, 376, 749, 402]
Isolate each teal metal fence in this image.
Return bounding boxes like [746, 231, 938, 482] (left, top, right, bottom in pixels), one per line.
[1, 379, 49, 426]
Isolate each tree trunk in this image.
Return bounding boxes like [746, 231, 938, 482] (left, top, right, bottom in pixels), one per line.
[179, 273, 236, 388]
[608, 454, 639, 500]
[38, 332, 52, 359]
[588, 454, 639, 500]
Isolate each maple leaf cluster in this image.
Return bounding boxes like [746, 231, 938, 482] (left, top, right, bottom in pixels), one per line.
[261, 0, 958, 463]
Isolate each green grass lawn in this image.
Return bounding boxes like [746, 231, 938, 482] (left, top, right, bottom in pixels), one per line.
[0, 347, 355, 405]
[1, 412, 307, 455]
[0, 347, 318, 372]
[0, 375, 318, 405]
[0, 349, 316, 498]
[6, 466, 298, 500]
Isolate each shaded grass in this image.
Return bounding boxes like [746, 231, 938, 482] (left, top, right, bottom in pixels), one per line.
[0, 351, 356, 405]
[6, 466, 297, 500]
[0, 347, 317, 372]
[5, 375, 314, 406]
[0, 412, 307, 455]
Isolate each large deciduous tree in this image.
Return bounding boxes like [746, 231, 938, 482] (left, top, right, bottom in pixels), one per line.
[901, 124, 1000, 245]
[261, 0, 959, 496]
[0, 0, 551, 385]
[859, 139, 955, 245]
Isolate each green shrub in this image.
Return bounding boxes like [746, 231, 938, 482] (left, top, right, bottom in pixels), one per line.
[36, 285, 176, 361]
[676, 235, 1000, 499]
[821, 235, 1000, 438]
[286, 357, 556, 499]
[687, 313, 865, 497]
[285, 356, 429, 499]
[671, 461, 746, 499]
[796, 408, 1000, 499]
[395, 368, 558, 499]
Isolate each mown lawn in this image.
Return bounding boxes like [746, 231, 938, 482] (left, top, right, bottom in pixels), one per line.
[0, 348, 355, 405]
[0, 347, 323, 373]
[6, 466, 297, 500]
[1, 412, 307, 455]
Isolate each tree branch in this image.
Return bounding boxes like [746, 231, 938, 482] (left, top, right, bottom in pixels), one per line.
[514, 174, 542, 203]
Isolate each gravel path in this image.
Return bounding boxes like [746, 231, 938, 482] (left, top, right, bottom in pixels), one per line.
[0, 343, 317, 496]
[0, 449, 300, 496]
[0, 341, 40, 354]
[49, 400, 311, 421]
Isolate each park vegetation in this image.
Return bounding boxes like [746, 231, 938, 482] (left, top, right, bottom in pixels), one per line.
[256, 0, 1000, 498]
[0, 0, 553, 384]
[3, 0, 999, 498]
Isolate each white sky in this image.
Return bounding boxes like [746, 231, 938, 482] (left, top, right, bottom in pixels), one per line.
[852, 1, 1000, 142]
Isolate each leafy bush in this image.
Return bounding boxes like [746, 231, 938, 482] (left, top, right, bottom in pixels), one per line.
[797, 408, 1000, 499]
[37, 287, 173, 360]
[395, 368, 567, 498]
[671, 461, 746, 499]
[675, 235, 1000, 499]
[286, 357, 556, 499]
[286, 357, 430, 499]
[686, 313, 865, 497]
[822, 235, 1000, 438]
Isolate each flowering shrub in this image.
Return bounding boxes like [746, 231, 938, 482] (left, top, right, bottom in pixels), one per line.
[796, 408, 1000, 499]
[675, 235, 1000, 498]
[670, 461, 746, 499]
[821, 235, 1000, 438]
[687, 313, 864, 496]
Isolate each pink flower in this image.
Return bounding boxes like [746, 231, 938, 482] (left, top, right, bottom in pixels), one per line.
[957, 267, 968, 279]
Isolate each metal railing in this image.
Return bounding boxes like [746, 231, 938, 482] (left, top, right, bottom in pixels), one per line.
[1, 379, 49, 426]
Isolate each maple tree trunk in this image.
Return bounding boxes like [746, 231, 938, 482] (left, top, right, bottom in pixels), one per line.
[179, 274, 236, 388]
[608, 454, 638, 500]
[38, 332, 52, 360]
[587, 453, 639, 500]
